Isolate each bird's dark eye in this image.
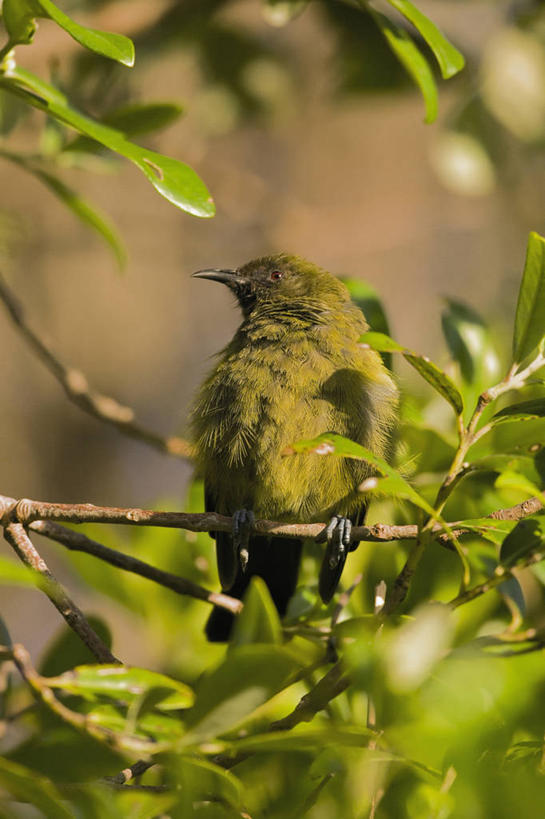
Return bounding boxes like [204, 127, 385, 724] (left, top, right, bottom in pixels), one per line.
[270, 270, 283, 281]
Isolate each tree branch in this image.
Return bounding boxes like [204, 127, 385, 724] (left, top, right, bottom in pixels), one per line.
[0, 273, 192, 460]
[1, 493, 541, 545]
[29, 518, 242, 616]
[269, 662, 350, 731]
[3, 523, 118, 663]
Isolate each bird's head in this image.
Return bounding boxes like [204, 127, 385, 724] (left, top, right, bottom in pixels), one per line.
[192, 254, 349, 317]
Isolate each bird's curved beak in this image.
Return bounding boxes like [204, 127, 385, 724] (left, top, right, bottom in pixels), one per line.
[192, 268, 247, 287]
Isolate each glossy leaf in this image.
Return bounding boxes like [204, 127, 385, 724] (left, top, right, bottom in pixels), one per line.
[47, 665, 194, 710]
[0, 757, 72, 819]
[368, 7, 438, 123]
[231, 576, 282, 645]
[2, 0, 134, 65]
[68, 102, 184, 153]
[493, 399, 545, 423]
[0, 68, 215, 218]
[513, 232, 545, 363]
[360, 331, 464, 416]
[499, 519, 545, 567]
[184, 645, 302, 741]
[386, 0, 465, 79]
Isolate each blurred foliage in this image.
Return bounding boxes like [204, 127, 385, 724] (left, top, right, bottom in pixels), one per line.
[3, 1, 545, 817]
[1, 230, 545, 817]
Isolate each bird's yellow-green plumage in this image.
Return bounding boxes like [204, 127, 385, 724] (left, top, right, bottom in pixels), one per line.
[191, 253, 398, 640]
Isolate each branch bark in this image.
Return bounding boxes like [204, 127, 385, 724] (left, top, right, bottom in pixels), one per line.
[3, 523, 118, 663]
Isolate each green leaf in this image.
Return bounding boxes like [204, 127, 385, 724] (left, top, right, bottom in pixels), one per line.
[2, 0, 38, 46]
[184, 645, 302, 741]
[68, 102, 184, 153]
[441, 300, 501, 418]
[224, 725, 375, 754]
[2, 0, 134, 65]
[385, 0, 465, 79]
[231, 576, 282, 645]
[360, 331, 464, 416]
[0, 556, 37, 586]
[47, 665, 194, 710]
[0, 152, 126, 268]
[367, 7, 438, 123]
[166, 756, 243, 811]
[0, 68, 215, 218]
[499, 519, 545, 567]
[493, 399, 545, 423]
[0, 757, 72, 819]
[513, 232, 545, 363]
[495, 470, 543, 499]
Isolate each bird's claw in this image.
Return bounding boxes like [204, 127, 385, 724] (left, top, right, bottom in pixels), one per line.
[232, 509, 255, 572]
[317, 515, 352, 567]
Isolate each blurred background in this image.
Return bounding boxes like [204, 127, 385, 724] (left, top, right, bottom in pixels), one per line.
[2, 0, 545, 661]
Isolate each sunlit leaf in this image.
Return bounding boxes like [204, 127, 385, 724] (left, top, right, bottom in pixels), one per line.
[513, 232, 545, 363]
[385, 0, 465, 78]
[184, 645, 302, 741]
[493, 398, 545, 423]
[360, 331, 464, 415]
[2, 0, 134, 65]
[47, 665, 194, 710]
[367, 6, 438, 123]
[342, 278, 392, 367]
[231, 576, 282, 645]
[0, 68, 215, 218]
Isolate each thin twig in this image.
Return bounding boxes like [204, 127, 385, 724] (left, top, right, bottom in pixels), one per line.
[4, 523, 118, 663]
[29, 518, 242, 616]
[0, 273, 192, 460]
[102, 759, 156, 786]
[269, 663, 350, 732]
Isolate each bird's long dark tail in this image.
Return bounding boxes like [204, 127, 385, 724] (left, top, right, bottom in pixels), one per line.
[205, 535, 303, 642]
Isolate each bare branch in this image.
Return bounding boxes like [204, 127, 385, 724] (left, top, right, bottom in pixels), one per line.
[0, 274, 192, 460]
[3, 523, 118, 663]
[29, 518, 242, 616]
[1, 493, 542, 546]
[269, 662, 351, 732]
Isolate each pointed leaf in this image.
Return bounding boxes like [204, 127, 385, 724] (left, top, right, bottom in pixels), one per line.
[343, 279, 392, 367]
[493, 398, 545, 423]
[2, 0, 134, 65]
[48, 665, 194, 709]
[231, 576, 282, 645]
[368, 7, 438, 123]
[499, 519, 545, 567]
[360, 331, 464, 416]
[0, 69, 215, 218]
[385, 0, 465, 78]
[513, 232, 545, 363]
[184, 645, 302, 741]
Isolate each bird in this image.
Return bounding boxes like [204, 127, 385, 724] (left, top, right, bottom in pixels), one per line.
[190, 254, 398, 641]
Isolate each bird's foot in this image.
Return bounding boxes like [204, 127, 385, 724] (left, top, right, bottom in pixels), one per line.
[317, 515, 354, 603]
[317, 515, 352, 567]
[232, 509, 255, 572]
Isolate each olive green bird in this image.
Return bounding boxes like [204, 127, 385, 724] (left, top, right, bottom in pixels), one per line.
[191, 254, 398, 641]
